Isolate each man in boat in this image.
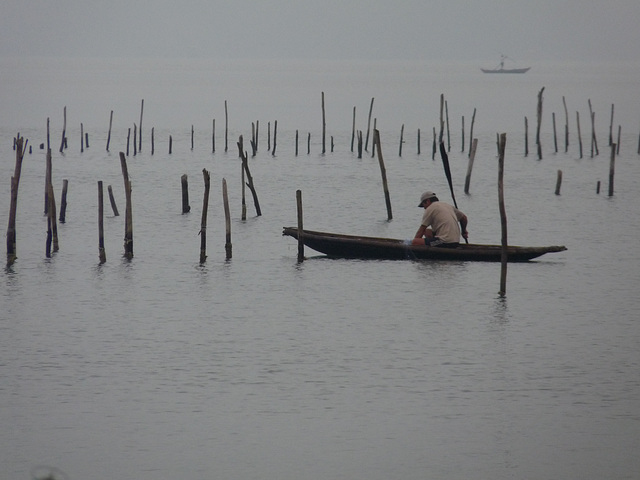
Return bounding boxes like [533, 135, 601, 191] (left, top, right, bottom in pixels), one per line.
[411, 191, 468, 247]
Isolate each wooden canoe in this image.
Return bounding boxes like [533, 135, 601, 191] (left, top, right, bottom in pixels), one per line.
[283, 227, 566, 262]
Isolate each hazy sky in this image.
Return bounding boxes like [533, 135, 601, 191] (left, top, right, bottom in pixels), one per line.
[2, 0, 640, 64]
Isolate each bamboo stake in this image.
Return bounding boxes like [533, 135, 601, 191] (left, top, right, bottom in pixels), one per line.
[133, 123, 137, 156]
[295, 130, 299, 156]
[357, 130, 363, 158]
[439, 94, 445, 144]
[98, 181, 106, 264]
[374, 129, 392, 220]
[169, 135, 172, 154]
[223, 178, 232, 260]
[126, 128, 130, 156]
[461, 116, 465, 152]
[399, 124, 404, 157]
[464, 138, 478, 194]
[617, 125, 621, 155]
[6, 135, 26, 267]
[151, 127, 155, 155]
[200, 169, 210, 264]
[417, 129, 421, 155]
[432, 127, 436, 160]
[81, 123, 84, 153]
[445, 100, 451, 152]
[44, 147, 52, 214]
[296, 190, 304, 262]
[119, 152, 133, 259]
[191, 125, 194, 151]
[107, 185, 119, 216]
[241, 159, 247, 221]
[59, 179, 68, 223]
[497, 133, 508, 296]
[307, 132, 310, 155]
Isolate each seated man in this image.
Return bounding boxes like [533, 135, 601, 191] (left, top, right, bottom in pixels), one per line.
[412, 191, 468, 247]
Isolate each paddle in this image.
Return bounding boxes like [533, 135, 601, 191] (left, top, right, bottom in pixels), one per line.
[439, 141, 468, 243]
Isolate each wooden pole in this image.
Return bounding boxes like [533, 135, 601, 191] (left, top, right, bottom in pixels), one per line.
[576, 111, 583, 159]
[98, 181, 106, 264]
[212, 118, 216, 153]
[617, 125, 621, 155]
[139, 99, 144, 152]
[59, 106, 67, 154]
[536, 87, 544, 160]
[555, 170, 563, 195]
[431, 127, 436, 160]
[588, 99, 599, 156]
[238, 136, 262, 216]
[223, 178, 232, 260]
[200, 169, 210, 264]
[417, 129, 421, 155]
[469, 108, 476, 158]
[351, 106, 356, 152]
[81, 123, 84, 153]
[461, 116, 465, 153]
[445, 100, 451, 152]
[151, 127, 155, 155]
[181, 174, 190, 213]
[107, 185, 119, 216]
[295, 130, 299, 156]
[552, 112, 558, 153]
[609, 103, 614, 146]
[524, 116, 529, 157]
[563, 96, 569, 152]
[296, 189, 304, 262]
[399, 124, 404, 157]
[119, 152, 133, 259]
[307, 132, 311, 155]
[357, 130, 363, 158]
[439, 94, 445, 144]
[106, 110, 113, 152]
[169, 135, 172, 154]
[608, 143, 616, 197]
[44, 147, 52, 214]
[374, 129, 392, 220]
[191, 125, 195, 151]
[464, 138, 478, 194]
[59, 179, 68, 223]
[497, 133, 508, 296]
[224, 100, 229, 152]
[321, 91, 326, 154]
[241, 159, 247, 221]
[365, 97, 374, 152]
[133, 123, 137, 156]
[272, 120, 278, 156]
[6, 135, 26, 267]
[126, 128, 130, 156]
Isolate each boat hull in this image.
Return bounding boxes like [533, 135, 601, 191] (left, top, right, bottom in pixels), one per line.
[481, 67, 531, 74]
[283, 228, 566, 262]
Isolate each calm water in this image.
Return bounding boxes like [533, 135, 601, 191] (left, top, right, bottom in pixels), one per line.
[1, 58, 639, 480]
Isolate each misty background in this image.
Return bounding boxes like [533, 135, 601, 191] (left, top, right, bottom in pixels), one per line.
[2, 0, 640, 64]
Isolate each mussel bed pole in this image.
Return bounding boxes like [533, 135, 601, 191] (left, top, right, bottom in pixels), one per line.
[98, 181, 106, 263]
[468, 108, 476, 158]
[7, 136, 27, 266]
[576, 111, 583, 159]
[139, 99, 144, 152]
[223, 178, 232, 260]
[224, 100, 229, 152]
[351, 106, 356, 152]
[321, 92, 326, 155]
[497, 133, 508, 296]
[365, 97, 374, 151]
[200, 169, 210, 264]
[524, 116, 529, 156]
[119, 152, 133, 259]
[296, 190, 304, 262]
[555, 170, 563, 195]
[59, 106, 67, 154]
[563, 96, 569, 152]
[374, 129, 392, 220]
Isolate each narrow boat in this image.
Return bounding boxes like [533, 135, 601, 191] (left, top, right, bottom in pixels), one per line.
[283, 228, 566, 262]
[481, 55, 530, 74]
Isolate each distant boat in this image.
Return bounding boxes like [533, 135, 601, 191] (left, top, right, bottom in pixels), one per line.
[481, 55, 530, 74]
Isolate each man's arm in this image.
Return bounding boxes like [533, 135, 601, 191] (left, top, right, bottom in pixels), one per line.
[459, 214, 468, 239]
